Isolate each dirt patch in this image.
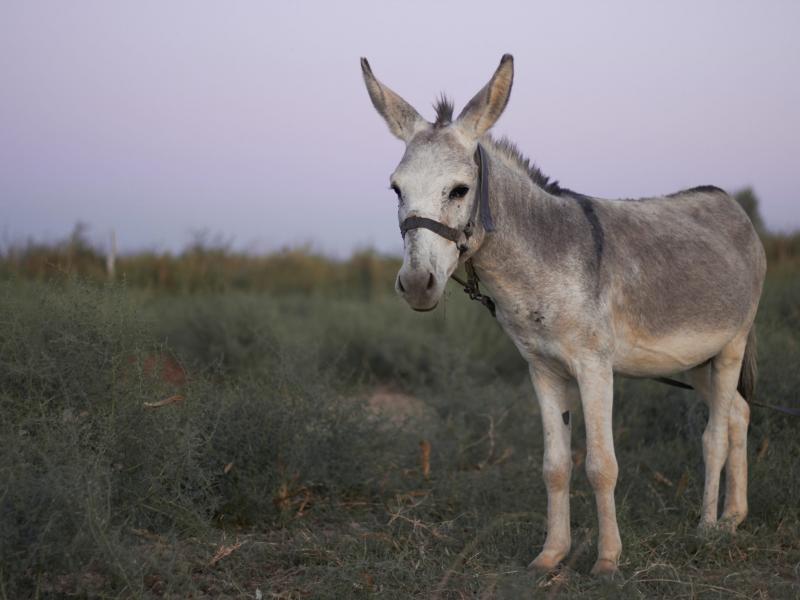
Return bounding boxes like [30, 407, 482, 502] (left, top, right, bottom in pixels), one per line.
[366, 386, 437, 428]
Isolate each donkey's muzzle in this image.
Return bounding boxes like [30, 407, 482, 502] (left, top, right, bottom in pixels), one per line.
[396, 268, 439, 311]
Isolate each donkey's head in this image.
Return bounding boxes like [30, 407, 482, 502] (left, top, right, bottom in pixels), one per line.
[361, 55, 514, 311]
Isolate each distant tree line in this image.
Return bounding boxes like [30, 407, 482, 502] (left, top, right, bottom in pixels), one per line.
[1, 188, 797, 294]
[734, 187, 765, 232]
[0, 225, 401, 297]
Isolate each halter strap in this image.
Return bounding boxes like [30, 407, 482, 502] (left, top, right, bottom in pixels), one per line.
[399, 216, 461, 244]
[476, 143, 495, 233]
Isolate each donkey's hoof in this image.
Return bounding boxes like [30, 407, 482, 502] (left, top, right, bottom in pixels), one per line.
[697, 519, 737, 538]
[590, 558, 619, 579]
[716, 516, 740, 534]
[719, 511, 746, 531]
[696, 520, 717, 537]
[528, 551, 564, 573]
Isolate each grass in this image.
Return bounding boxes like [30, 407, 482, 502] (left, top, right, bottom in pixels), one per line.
[1, 263, 799, 598]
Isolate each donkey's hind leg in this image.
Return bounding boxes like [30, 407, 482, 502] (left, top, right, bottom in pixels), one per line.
[687, 354, 750, 531]
[720, 390, 749, 527]
[688, 335, 748, 530]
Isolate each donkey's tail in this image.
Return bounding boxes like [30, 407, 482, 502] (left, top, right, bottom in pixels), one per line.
[738, 325, 758, 402]
[739, 326, 800, 416]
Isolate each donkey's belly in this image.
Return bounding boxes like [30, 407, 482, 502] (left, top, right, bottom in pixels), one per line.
[612, 328, 735, 377]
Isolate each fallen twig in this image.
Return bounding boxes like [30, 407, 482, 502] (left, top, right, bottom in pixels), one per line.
[419, 440, 431, 480]
[143, 395, 185, 409]
[208, 539, 246, 567]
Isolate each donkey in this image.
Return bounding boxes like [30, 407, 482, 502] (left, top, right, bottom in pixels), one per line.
[360, 54, 767, 575]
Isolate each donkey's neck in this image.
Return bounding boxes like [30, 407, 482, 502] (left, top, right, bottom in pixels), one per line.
[471, 142, 600, 309]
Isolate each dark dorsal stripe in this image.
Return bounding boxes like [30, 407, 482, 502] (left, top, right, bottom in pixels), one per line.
[569, 192, 604, 269]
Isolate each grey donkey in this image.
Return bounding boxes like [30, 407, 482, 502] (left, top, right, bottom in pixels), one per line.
[360, 54, 766, 576]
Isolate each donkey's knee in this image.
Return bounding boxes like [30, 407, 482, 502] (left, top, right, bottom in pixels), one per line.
[702, 422, 729, 468]
[729, 393, 750, 431]
[727, 393, 749, 457]
[543, 456, 572, 491]
[585, 451, 618, 493]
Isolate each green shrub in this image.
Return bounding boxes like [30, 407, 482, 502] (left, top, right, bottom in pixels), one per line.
[0, 281, 392, 596]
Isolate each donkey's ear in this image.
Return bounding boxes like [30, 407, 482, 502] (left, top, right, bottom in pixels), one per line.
[361, 57, 427, 142]
[457, 54, 514, 137]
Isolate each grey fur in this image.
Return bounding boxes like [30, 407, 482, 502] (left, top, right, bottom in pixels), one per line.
[476, 154, 765, 344]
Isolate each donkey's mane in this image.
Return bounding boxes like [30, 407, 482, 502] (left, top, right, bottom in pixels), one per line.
[485, 136, 567, 197]
[433, 95, 454, 128]
[483, 135, 725, 201]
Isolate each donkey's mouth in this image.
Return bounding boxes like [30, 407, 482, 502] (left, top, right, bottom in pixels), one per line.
[412, 302, 439, 313]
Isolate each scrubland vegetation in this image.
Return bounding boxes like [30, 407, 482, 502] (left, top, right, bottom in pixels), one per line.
[1, 214, 799, 598]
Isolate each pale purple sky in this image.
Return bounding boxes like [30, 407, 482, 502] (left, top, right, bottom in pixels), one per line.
[1, 1, 798, 255]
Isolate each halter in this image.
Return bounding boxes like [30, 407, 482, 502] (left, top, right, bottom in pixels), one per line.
[398, 143, 497, 316]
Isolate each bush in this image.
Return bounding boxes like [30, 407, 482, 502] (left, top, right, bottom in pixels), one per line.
[0, 281, 391, 595]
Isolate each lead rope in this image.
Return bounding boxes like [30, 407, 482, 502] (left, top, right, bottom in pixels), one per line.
[450, 260, 496, 317]
[651, 375, 800, 417]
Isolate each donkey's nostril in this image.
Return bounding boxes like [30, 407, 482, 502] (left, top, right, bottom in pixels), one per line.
[397, 275, 406, 293]
[426, 273, 435, 290]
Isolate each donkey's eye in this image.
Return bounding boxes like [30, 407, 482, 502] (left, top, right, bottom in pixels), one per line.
[449, 185, 470, 200]
[390, 184, 402, 200]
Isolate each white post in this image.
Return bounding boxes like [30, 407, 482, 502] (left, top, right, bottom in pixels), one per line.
[106, 229, 117, 279]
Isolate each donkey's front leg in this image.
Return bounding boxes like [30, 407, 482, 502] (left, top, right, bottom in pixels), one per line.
[528, 366, 574, 572]
[577, 361, 622, 576]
